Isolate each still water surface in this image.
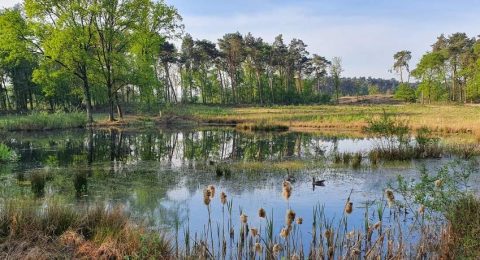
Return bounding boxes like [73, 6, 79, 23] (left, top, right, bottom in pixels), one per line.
[0, 128, 476, 248]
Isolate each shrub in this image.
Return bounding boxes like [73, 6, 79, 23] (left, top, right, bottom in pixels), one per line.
[0, 143, 17, 162]
[394, 83, 416, 102]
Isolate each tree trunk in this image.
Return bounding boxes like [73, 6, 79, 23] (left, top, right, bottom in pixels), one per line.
[115, 93, 123, 119]
[82, 75, 94, 124]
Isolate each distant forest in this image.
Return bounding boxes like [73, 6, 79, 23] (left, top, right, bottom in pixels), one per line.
[1, 1, 479, 122]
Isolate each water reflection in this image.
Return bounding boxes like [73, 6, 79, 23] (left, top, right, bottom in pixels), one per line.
[5, 129, 384, 172]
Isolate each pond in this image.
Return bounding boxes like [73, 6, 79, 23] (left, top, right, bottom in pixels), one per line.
[1, 128, 478, 256]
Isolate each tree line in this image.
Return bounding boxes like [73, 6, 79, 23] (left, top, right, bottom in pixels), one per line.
[0, 1, 400, 122]
[393, 33, 480, 103]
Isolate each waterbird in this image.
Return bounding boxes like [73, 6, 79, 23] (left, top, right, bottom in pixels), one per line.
[312, 177, 325, 186]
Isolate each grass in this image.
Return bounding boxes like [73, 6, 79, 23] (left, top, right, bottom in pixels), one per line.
[0, 199, 172, 259]
[166, 104, 480, 143]
[237, 120, 289, 132]
[0, 112, 87, 131]
[0, 143, 16, 162]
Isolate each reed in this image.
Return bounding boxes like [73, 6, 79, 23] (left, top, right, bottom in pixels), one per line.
[0, 112, 87, 131]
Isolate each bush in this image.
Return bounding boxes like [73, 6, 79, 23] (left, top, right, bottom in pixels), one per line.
[394, 83, 416, 102]
[0, 143, 17, 162]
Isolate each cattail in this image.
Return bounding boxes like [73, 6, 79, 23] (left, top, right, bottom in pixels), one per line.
[324, 229, 332, 240]
[282, 180, 292, 191]
[220, 191, 227, 205]
[291, 253, 300, 260]
[373, 221, 382, 230]
[207, 185, 215, 197]
[280, 227, 290, 238]
[282, 180, 293, 200]
[258, 208, 266, 218]
[250, 228, 258, 237]
[282, 189, 292, 201]
[385, 189, 395, 202]
[345, 202, 353, 214]
[418, 205, 425, 215]
[296, 217, 303, 225]
[346, 231, 355, 239]
[203, 188, 211, 205]
[286, 209, 296, 225]
[240, 213, 248, 224]
[434, 179, 443, 188]
[273, 243, 282, 255]
[255, 242, 262, 253]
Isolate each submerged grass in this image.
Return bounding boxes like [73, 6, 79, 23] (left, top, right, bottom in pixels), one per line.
[0, 112, 87, 131]
[0, 200, 172, 259]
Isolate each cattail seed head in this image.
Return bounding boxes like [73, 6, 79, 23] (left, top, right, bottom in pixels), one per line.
[434, 179, 443, 188]
[258, 208, 266, 218]
[345, 202, 353, 214]
[291, 253, 300, 260]
[385, 189, 395, 202]
[273, 244, 282, 255]
[240, 213, 248, 224]
[286, 209, 296, 225]
[280, 227, 290, 238]
[282, 180, 292, 190]
[203, 188, 211, 205]
[418, 205, 425, 215]
[373, 221, 382, 230]
[220, 191, 227, 205]
[255, 242, 262, 253]
[250, 228, 258, 237]
[207, 185, 215, 197]
[324, 229, 333, 240]
[296, 217, 303, 225]
[282, 189, 292, 201]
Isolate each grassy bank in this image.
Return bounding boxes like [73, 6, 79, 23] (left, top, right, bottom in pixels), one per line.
[0, 200, 172, 259]
[166, 104, 480, 140]
[0, 112, 88, 131]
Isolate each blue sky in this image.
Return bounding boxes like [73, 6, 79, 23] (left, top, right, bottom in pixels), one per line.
[2, 0, 480, 78]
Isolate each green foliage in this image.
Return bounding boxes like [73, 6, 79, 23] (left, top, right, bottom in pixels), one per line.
[394, 83, 416, 102]
[0, 143, 17, 162]
[393, 160, 475, 213]
[368, 84, 380, 95]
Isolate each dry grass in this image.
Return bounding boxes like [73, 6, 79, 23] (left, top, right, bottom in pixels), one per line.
[0, 200, 172, 259]
[168, 104, 480, 143]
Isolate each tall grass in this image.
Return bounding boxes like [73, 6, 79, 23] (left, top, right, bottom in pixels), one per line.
[0, 200, 172, 259]
[0, 112, 87, 131]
